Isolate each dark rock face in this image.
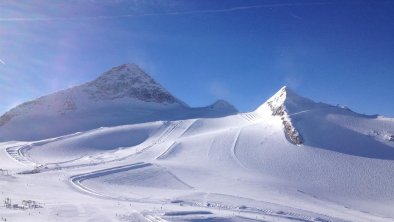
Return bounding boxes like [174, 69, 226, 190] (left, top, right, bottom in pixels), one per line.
[281, 118, 303, 145]
[267, 98, 303, 145]
[268, 101, 285, 116]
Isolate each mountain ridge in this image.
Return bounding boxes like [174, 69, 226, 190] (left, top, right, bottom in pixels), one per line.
[1, 63, 392, 144]
[0, 63, 238, 141]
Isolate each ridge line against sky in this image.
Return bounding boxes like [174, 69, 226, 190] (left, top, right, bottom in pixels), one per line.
[0, 0, 393, 117]
[0, 2, 339, 22]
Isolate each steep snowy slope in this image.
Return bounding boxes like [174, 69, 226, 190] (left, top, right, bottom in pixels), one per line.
[257, 86, 394, 159]
[4, 86, 393, 221]
[0, 64, 237, 141]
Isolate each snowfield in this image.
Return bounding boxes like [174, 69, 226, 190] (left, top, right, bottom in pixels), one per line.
[0, 64, 393, 221]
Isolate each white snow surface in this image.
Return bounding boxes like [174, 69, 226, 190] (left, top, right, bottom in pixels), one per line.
[0, 66, 394, 222]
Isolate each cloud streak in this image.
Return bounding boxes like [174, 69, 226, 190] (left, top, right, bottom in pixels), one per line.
[0, 59, 5, 65]
[0, 2, 334, 22]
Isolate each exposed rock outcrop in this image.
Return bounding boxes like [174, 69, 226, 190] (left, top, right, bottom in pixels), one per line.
[258, 86, 303, 145]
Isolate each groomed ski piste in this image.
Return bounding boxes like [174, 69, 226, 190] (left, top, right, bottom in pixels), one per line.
[1, 64, 394, 222]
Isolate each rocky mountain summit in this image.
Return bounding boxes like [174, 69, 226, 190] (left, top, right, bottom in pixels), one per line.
[256, 86, 310, 145]
[83, 64, 183, 104]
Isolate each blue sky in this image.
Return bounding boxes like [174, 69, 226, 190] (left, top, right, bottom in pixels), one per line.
[0, 0, 393, 116]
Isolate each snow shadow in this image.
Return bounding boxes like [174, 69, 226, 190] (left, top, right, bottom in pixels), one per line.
[293, 114, 394, 160]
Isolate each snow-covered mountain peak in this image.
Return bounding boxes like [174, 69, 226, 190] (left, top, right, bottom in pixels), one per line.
[0, 63, 241, 141]
[262, 86, 315, 115]
[83, 63, 184, 104]
[209, 99, 238, 111]
[93, 63, 153, 84]
[256, 86, 312, 145]
[267, 85, 288, 105]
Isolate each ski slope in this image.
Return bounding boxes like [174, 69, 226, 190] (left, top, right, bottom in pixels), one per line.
[0, 66, 394, 221]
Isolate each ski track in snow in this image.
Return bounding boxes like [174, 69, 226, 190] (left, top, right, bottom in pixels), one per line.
[5, 120, 195, 172]
[231, 128, 247, 169]
[5, 145, 37, 167]
[155, 119, 196, 160]
[240, 112, 261, 122]
[155, 142, 178, 160]
[69, 163, 328, 222]
[69, 162, 149, 197]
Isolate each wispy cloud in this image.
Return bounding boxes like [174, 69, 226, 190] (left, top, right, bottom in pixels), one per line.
[0, 2, 333, 22]
[289, 12, 304, 20]
[0, 59, 5, 65]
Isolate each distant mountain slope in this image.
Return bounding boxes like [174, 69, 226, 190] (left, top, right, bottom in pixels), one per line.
[0, 64, 237, 141]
